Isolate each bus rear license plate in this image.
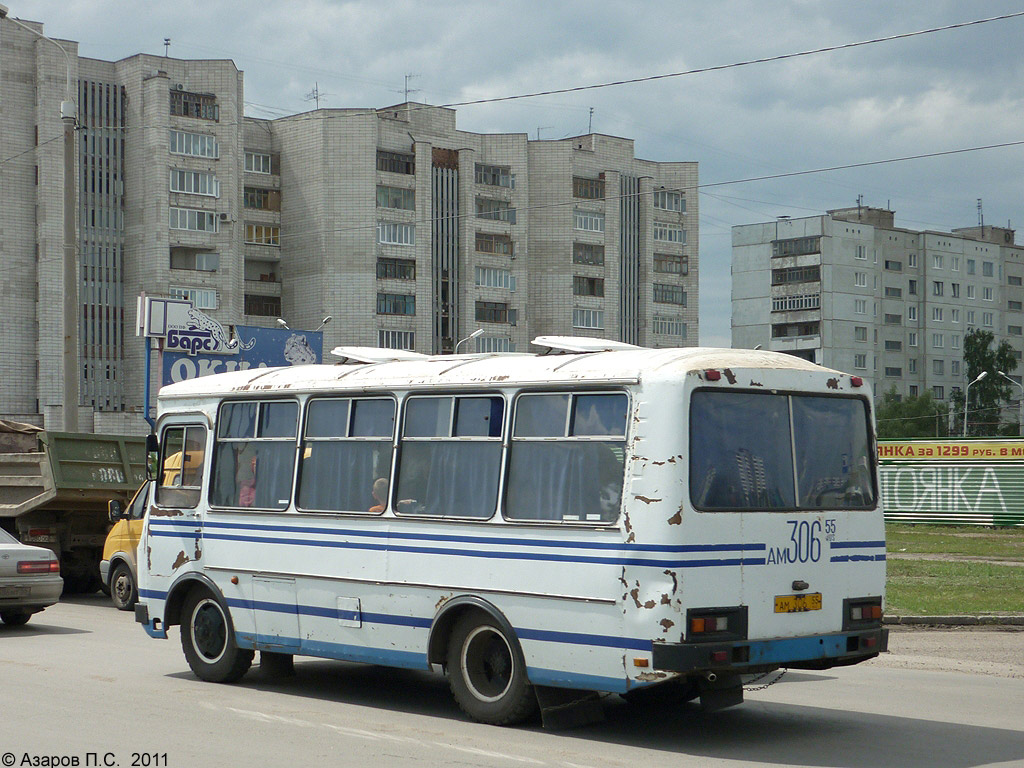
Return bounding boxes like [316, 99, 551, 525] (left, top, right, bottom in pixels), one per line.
[774, 593, 822, 613]
[0, 585, 30, 598]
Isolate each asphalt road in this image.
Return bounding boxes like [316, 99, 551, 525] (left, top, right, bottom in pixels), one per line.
[1, 595, 1022, 768]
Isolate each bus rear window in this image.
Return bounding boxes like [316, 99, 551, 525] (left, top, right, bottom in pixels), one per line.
[690, 390, 874, 511]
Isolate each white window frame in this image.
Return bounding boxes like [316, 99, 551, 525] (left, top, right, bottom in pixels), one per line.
[932, 333, 944, 349]
[854, 299, 867, 315]
[245, 151, 272, 174]
[908, 306, 917, 321]
[169, 207, 218, 233]
[378, 329, 415, 350]
[169, 130, 219, 159]
[474, 266, 516, 291]
[377, 221, 415, 246]
[574, 209, 605, 233]
[653, 223, 686, 244]
[170, 169, 220, 198]
[853, 354, 867, 370]
[652, 189, 684, 212]
[170, 286, 218, 310]
[854, 272, 867, 288]
[572, 308, 604, 329]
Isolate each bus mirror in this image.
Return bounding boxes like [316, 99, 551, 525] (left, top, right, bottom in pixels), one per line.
[146, 433, 159, 481]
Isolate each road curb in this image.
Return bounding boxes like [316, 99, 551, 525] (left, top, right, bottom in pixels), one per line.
[885, 615, 1024, 626]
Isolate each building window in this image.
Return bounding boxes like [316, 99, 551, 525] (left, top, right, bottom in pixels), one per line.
[771, 294, 820, 311]
[653, 283, 686, 305]
[854, 326, 868, 342]
[855, 299, 867, 314]
[170, 170, 220, 197]
[653, 189, 684, 211]
[772, 265, 820, 285]
[378, 329, 414, 350]
[932, 255, 943, 269]
[908, 279, 917, 295]
[884, 313, 901, 325]
[574, 209, 605, 232]
[652, 316, 687, 338]
[1010, 300, 1023, 311]
[884, 340, 902, 351]
[475, 301, 514, 324]
[170, 90, 219, 121]
[170, 287, 217, 310]
[245, 223, 279, 245]
[1010, 326, 1024, 336]
[244, 151, 272, 173]
[654, 252, 688, 274]
[932, 281, 943, 296]
[475, 163, 514, 188]
[572, 176, 605, 199]
[476, 232, 513, 256]
[967, 259, 976, 275]
[909, 385, 918, 396]
[884, 259, 902, 271]
[933, 359, 944, 375]
[377, 293, 416, 315]
[476, 336, 515, 353]
[967, 310, 975, 325]
[933, 386, 944, 400]
[1010, 275, 1023, 287]
[908, 332, 918, 347]
[983, 261, 994, 277]
[653, 223, 686, 244]
[377, 149, 415, 174]
[967, 285, 976, 299]
[855, 272, 867, 288]
[170, 248, 219, 272]
[854, 354, 867, 369]
[377, 222, 415, 245]
[984, 287, 994, 301]
[908, 306, 917, 321]
[170, 130, 218, 158]
[951, 283, 960, 298]
[476, 197, 517, 224]
[771, 321, 820, 338]
[951, 335, 960, 350]
[932, 333, 944, 349]
[855, 245, 867, 260]
[951, 360, 960, 375]
[909, 359, 917, 374]
[908, 254, 918, 267]
[376, 257, 415, 280]
[885, 367, 902, 377]
[932, 307, 943, 322]
[573, 276, 604, 297]
[951, 256, 960, 271]
[243, 187, 280, 211]
[376, 185, 415, 210]
[573, 243, 605, 265]
[169, 207, 217, 232]
[244, 294, 280, 317]
[884, 286, 902, 298]
[772, 236, 820, 257]
[572, 308, 604, 329]
[475, 266, 515, 290]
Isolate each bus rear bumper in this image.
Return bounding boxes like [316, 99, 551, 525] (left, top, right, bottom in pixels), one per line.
[651, 628, 888, 673]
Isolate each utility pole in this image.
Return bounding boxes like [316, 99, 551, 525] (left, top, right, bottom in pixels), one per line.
[1, 6, 80, 430]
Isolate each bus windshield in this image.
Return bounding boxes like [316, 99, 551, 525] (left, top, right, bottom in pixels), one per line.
[690, 390, 874, 511]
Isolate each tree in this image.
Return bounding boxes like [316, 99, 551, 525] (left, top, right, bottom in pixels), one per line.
[954, 329, 1018, 436]
[876, 386, 949, 439]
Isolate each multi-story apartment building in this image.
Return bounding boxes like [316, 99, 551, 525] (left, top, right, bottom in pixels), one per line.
[0, 18, 698, 434]
[732, 206, 1024, 402]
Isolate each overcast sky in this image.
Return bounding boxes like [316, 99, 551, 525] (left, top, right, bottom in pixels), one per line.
[16, 0, 1024, 346]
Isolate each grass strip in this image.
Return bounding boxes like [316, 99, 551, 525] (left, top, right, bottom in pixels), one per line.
[886, 558, 1024, 615]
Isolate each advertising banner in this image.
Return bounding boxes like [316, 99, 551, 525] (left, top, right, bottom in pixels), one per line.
[162, 325, 323, 386]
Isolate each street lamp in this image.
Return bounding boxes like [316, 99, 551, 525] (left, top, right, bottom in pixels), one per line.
[0, 5, 79, 430]
[998, 371, 1023, 437]
[276, 318, 290, 330]
[454, 328, 484, 354]
[963, 371, 989, 438]
[314, 316, 332, 332]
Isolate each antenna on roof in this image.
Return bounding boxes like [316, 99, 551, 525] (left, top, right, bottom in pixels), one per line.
[305, 82, 329, 110]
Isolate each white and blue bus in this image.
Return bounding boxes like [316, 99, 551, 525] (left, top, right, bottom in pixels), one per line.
[136, 338, 887, 725]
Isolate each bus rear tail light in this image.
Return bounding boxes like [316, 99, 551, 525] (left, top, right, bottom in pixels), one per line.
[843, 597, 883, 629]
[704, 369, 722, 381]
[850, 376, 864, 387]
[686, 606, 747, 642]
[18, 560, 60, 574]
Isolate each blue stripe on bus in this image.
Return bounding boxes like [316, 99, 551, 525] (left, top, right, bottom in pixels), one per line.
[159, 528, 765, 569]
[830, 540, 886, 549]
[235, 633, 431, 670]
[830, 554, 887, 563]
[149, 518, 765, 555]
[526, 667, 630, 693]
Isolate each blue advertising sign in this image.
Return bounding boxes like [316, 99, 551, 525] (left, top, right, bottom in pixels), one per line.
[162, 325, 324, 386]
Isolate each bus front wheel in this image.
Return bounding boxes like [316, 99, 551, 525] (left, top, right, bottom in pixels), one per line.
[446, 612, 537, 725]
[180, 588, 253, 683]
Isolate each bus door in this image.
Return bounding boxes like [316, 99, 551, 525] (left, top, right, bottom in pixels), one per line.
[149, 423, 208, 579]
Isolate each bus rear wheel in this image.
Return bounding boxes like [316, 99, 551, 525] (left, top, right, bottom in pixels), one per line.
[446, 612, 537, 725]
[180, 588, 253, 683]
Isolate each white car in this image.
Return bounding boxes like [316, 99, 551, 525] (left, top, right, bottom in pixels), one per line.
[0, 527, 63, 626]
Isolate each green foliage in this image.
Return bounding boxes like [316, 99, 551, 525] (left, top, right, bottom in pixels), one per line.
[957, 329, 1019, 436]
[876, 386, 948, 438]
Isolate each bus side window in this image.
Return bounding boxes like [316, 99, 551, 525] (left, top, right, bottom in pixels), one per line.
[506, 392, 627, 523]
[155, 425, 206, 508]
[211, 401, 298, 510]
[297, 397, 395, 513]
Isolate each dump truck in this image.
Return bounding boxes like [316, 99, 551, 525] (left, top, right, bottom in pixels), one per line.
[0, 421, 146, 592]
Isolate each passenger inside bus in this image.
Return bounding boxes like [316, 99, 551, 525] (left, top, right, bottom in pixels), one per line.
[369, 477, 388, 514]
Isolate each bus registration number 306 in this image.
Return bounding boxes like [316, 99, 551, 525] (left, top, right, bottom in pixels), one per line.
[774, 593, 823, 613]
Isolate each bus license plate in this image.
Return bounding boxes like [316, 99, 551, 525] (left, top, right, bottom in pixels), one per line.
[0, 585, 30, 598]
[774, 593, 822, 613]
